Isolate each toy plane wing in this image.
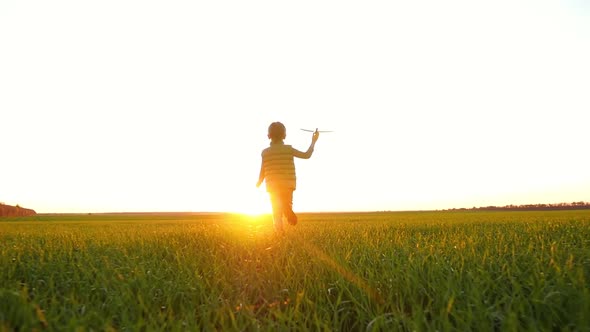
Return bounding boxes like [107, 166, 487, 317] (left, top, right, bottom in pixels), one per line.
[300, 128, 334, 133]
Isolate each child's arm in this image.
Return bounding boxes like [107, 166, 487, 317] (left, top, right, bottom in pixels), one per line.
[293, 130, 320, 159]
[256, 159, 265, 188]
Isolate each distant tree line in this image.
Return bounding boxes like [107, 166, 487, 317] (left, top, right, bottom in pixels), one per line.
[445, 201, 590, 211]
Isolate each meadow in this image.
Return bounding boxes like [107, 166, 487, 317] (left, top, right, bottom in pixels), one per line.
[1, 210, 589, 331]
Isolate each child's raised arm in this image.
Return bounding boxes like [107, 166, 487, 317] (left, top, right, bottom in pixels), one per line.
[293, 130, 320, 159]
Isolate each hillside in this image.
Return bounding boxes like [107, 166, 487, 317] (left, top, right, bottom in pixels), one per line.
[0, 203, 36, 217]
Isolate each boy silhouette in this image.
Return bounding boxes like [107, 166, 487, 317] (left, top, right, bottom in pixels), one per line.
[256, 122, 319, 232]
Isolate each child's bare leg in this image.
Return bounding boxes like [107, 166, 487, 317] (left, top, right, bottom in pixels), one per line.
[269, 193, 284, 232]
[284, 191, 297, 225]
[273, 210, 284, 232]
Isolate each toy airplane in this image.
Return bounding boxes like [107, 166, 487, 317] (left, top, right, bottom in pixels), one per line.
[300, 128, 334, 133]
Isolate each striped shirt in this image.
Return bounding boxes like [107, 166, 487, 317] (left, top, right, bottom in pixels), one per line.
[260, 142, 313, 192]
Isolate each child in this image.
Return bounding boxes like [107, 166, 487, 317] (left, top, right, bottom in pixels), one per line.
[256, 122, 319, 232]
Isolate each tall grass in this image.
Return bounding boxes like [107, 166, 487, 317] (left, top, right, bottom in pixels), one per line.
[1, 211, 589, 331]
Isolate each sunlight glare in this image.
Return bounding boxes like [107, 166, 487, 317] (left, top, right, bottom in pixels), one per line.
[234, 188, 270, 218]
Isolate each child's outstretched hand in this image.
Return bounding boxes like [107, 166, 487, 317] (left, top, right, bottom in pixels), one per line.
[312, 128, 320, 143]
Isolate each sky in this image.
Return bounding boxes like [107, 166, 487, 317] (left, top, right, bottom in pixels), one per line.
[1, 0, 589, 214]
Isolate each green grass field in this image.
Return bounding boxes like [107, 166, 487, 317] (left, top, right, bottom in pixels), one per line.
[1, 211, 589, 331]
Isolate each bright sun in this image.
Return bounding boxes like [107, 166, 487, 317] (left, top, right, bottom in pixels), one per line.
[233, 188, 270, 217]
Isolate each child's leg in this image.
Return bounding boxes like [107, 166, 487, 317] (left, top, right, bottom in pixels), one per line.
[269, 192, 284, 232]
[283, 191, 297, 225]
